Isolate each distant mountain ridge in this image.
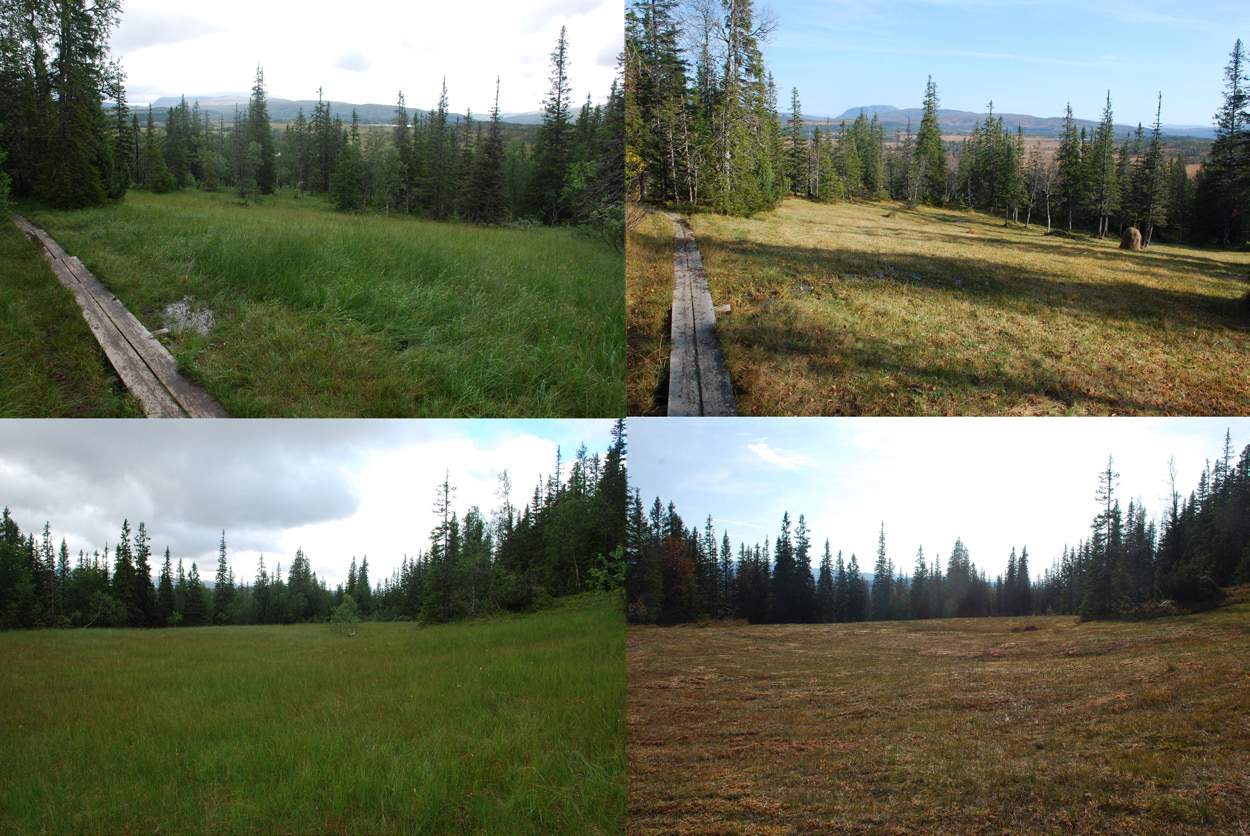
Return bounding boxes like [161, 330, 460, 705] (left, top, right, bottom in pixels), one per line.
[791, 104, 1215, 140]
[134, 95, 546, 125]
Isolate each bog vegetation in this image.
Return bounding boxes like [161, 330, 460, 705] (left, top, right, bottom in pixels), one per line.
[0, 1, 624, 416]
[627, 198, 1250, 416]
[626, 1, 1249, 415]
[626, 432, 1250, 625]
[0, 422, 625, 630]
[2, 594, 623, 834]
[628, 592, 1250, 835]
[21, 191, 624, 417]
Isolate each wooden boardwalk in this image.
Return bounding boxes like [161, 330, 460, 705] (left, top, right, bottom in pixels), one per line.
[11, 215, 229, 418]
[665, 212, 736, 417]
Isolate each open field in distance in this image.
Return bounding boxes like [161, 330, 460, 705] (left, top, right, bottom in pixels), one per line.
[628, 591, 1250, 835]
[18, 191, 624, 417]
[1, 595, 624, 835]
[627, 198, 1250, 415]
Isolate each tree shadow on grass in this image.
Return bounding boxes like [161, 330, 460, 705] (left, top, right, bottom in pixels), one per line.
[728, 305, 1176, 416]
[815, 205, 1249, 281]
[702, 236, 1248, 333]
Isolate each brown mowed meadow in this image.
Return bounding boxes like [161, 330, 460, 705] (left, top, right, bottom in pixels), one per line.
[627, 592, 1250, 835]
[626, 197, 1250, 416]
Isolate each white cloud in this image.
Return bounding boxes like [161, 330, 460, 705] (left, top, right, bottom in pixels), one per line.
[748, 440, 805, 470]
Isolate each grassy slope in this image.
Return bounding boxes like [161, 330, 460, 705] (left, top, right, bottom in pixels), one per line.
[22, 191, 624, 418]
[629, 197, 1250, 416]
[0, 221, 141, 417]
[0, 595, 624, 835]
[628, 594, 1250, 835]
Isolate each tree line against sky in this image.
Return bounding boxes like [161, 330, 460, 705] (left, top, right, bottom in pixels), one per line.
[0, 422, 627, 630]
[626, 433, 1250, 625]
[627, 0, 1250, 245]
[0, 2, 624, 242]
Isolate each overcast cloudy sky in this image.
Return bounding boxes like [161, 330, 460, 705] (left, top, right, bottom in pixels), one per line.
[630, 418, 1250, 580]
[110, 0, 623, 113]
[757, 0, 1250, 128]
[0, 420, 614, 588]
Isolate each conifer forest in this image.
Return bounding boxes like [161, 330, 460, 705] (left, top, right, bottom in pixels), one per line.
[626, 1, 1250, 417]
[0, 422, 626, 630]
[627, 433, 1250, 625]
[627, 0, 1249, 246]
[0, 3, 622, 239]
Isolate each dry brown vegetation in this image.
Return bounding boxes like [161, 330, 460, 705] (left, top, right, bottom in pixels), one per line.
[627, 206, 678, 413]
[626, 197, 1250, 415]
[628, 591, 1250, 835]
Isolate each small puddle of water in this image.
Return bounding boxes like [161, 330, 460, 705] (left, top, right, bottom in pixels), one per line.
[162, 297, 215, 336]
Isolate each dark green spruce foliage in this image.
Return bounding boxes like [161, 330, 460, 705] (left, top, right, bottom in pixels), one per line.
[0, 0, 123, 207]
[625, 0, 787, 215]
[68, 29, 616, 234]
[528, 27, 573, 223]
[914, 76, 946, 204]
[0, 422, 626, 630]
[1194, 39, 1250, 244]
[632, 434, 1250, 625]
[245, 66, 276, 195]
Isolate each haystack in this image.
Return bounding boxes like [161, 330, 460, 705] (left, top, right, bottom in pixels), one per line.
[1120, 227, 1142, 250]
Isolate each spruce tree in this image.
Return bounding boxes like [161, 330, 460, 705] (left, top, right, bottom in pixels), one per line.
[157, 547, 174, 625]
[212, 530, 233, 624]
[529, 27, 573, 223]
[132, 521, 157, 626]
[870, 523, 893, 620]
[1195, 39, 1249, 244]
[468, 78, 507, 223]
[246, 65, 276, 195]
[1139, 93, 1169, 247]
[1056, 104, 1083, 231]
[1090, 91, 1119, 237]
[786, 86, 807, 196]
[815, 540, 835, 622]
[914, 76, 946, 205]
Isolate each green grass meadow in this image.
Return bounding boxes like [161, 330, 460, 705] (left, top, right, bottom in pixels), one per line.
[0, 595, 624, 834]
[17, 191, 623, 417]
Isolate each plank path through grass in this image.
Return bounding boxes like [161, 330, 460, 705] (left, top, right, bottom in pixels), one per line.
[23, 191, 624, 417]
[11, 215, 229, 418]
[628, 596, 1250, 835]
[630, 197, 1250, 415]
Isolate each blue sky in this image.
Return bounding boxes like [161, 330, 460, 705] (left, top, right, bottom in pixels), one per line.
[628, 418, 1250, 580]
[760, 0, 1250, 127]
[0, 419, 615, 588]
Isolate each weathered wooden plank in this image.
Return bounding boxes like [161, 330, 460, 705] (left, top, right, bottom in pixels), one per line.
[667, 219, 700, 417]
[60, 256, 229, 418]
[12, 214, 228, 419]
[687, 250, 737, 416]
[42, 257, 186, 418]
[664, 212, 737, 417]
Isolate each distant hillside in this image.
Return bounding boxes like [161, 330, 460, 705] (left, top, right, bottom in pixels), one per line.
[790, 104, 1215, 140]
[135, 95, 546, 125]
